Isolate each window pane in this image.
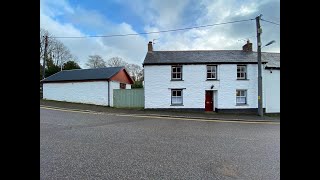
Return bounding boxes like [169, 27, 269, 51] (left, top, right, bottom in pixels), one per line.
[236, 90, 240, 96]
[240, 91, 244, 96]
[177, 67, 181, 72]
[176, 97, 182, 104]
[212, 66, 216, 73]
[172, 97, 182, 104]
[174, 91, 177, 96]
[177, 73, 181, 79]
[173, 73, 176, 78]
[207, 73, 211, 78]
[177, 90, 181, 96]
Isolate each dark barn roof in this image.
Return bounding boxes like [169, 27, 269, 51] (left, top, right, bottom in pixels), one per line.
[41, 67, 124, 83]
[143, 50, 280, 67]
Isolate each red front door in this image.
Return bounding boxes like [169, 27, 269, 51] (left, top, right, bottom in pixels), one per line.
[205, 91, 213, 111]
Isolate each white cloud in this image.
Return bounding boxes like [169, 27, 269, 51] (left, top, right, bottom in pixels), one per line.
[40, 0, 148, 68]
[40, 0, 279, 69]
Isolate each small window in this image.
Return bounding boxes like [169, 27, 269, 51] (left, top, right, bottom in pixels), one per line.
[237, 65, 247, 79]
[207, 65, 217, 79]
[172, 65, 182, 80]
[171, 89, 183, 105]
[236, 90, 247, 105]
[120, 83, 126, 89]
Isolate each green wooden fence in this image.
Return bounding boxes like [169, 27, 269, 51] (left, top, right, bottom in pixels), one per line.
[113, 89, 144, 108]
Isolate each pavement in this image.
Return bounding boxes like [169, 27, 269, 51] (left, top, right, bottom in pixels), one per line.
[40, 99, 280, 122]
[41, 107, 280, 180]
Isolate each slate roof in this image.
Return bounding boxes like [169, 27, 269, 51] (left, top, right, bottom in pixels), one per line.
[143, 50, 280, 68]
[41, 67, 124, 83]
[262, 52, 280, 68]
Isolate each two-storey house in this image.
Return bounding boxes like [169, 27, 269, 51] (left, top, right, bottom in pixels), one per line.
[142, 41, 280, 113]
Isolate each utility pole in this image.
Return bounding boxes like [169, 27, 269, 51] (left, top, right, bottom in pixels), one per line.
[256, 15, 263, 116]
[42, 35, 48, 80]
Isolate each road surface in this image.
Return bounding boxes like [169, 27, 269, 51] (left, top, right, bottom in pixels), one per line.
[40, 107, 280, 180]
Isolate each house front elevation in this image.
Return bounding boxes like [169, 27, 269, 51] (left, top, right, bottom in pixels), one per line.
[142, 41, 280, 113]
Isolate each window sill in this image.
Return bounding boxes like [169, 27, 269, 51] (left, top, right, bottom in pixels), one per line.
[171, 79, 184, 81]
[236, 79, 250, 80]
[206, 79, 219, 81]
[236, 104, 249, 106]
[171, 104, 184, 106]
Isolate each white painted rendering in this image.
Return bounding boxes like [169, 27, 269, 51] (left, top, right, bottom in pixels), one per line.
[109, 81, 120, 107]
[264, 69, 280, 113]
[144, 64, 272, 111]
[43, 80, 132, 107]
[43, 81, 109, 106]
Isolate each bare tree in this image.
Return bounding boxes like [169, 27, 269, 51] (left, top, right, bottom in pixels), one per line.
[86, 55, 106, 68]
[106, 57, 128, 67]
[40, 28, 50, 61]
[126, 64, 143, 81]
[40, 28, 74, 69]
[50, 40, 73, 69]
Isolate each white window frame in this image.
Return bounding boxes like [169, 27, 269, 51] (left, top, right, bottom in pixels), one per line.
[172, 65, 182, 80]
[237, 65, 247, 79]
[207, 65, 217, 80]
[236, 90, 247, 105]
[171, 89, 183, 105]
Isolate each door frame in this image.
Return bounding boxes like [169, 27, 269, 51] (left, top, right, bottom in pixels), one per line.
[205, 90, 214, 112]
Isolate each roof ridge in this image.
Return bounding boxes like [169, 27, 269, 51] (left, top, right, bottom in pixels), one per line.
[153, 50, 243, 52]
[152, 50, 279, 53]
[61, 66, 124, 72]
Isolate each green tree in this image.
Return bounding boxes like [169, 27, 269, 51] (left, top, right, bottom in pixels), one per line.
[131, 81, 143, 89]
[45, 57, 60, 77]
[63, 61, 81, 70]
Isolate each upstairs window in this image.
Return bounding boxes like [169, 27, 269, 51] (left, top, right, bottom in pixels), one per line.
[172, 65, 182, 80]
[237, 65, 247, 79]
[207, 65, 217, 80]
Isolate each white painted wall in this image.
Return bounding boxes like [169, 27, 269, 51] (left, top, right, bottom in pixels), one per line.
[218, 64, 260, 109]
[43, 81, 109, 106]
[264, 69, 280, 113]
[43, 80, 133, 107]
[109, 81, 120, 107]
[144, 64, 264, 110]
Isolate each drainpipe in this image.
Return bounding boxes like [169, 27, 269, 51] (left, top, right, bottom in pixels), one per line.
[108, 81, 110, 106]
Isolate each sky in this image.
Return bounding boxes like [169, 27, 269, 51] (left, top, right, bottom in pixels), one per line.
[40, 0, 280, 68]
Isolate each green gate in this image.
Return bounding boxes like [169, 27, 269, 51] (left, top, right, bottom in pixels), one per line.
[113, 89, 144, 108]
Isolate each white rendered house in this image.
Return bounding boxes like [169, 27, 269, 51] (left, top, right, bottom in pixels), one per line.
[143, 41, 280, 113]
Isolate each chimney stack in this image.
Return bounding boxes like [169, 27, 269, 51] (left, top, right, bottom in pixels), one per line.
[242, 40, 252, 52]
[148, 41, 153, 53]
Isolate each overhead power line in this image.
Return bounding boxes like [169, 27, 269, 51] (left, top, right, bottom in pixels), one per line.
[50, 19, 255, 39]
[261, 19, 280, 26]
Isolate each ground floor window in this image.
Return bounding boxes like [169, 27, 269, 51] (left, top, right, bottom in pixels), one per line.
[171, 89, 183, 105]
[236, 90, 247, 105]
